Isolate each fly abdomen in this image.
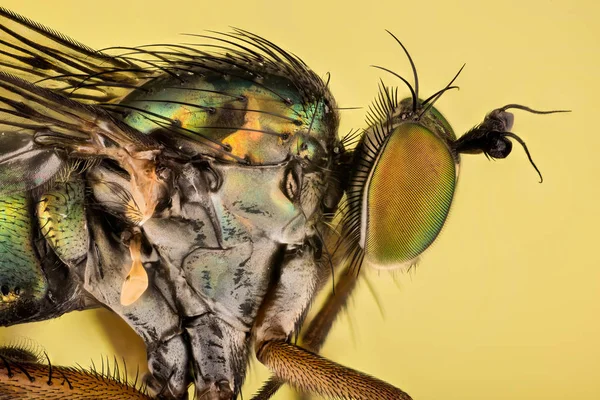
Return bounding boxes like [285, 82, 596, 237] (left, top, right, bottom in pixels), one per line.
[0, 179, 92, 327]
[0, 193, 47, 311]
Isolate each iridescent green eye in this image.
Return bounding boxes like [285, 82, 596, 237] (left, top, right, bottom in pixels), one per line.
[360, 123, 456, 268]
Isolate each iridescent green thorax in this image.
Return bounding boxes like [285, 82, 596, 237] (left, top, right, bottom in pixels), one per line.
[120, 65, 339, 166]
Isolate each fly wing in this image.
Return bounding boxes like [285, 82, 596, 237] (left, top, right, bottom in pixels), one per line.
[0, 7, 153, 104]
[0, 72, 159, 196]
[0, 7, 165, 195]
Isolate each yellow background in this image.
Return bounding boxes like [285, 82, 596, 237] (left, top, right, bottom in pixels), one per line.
[1, 1, 598, 399]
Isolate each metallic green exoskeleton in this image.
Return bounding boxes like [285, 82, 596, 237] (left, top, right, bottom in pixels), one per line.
[0, 8, 567, 400]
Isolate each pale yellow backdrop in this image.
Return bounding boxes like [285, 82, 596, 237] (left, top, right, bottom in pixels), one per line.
[0, 1, 598, 399]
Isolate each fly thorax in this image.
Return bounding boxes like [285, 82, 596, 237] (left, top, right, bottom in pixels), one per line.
[209, 163, 308, 245]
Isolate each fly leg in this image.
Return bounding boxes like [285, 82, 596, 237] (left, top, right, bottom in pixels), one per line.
[253, 243, 410, 400]
[254, 243, 324, 347]
[83, 212, 190, 399]
[256, 340, 411, 400]
[252, 242, 324, 399]
[253, 269, 411, 400]
[291, 266, 361, 400]
[252, 236, 359, 399]
[176, 238, 280, 400]
[185, 314, 247, 400]
[301, 265, 358, 354]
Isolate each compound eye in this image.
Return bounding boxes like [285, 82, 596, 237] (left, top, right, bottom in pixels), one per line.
[487, 136, 513, 159]
[360, 123, 456, 268]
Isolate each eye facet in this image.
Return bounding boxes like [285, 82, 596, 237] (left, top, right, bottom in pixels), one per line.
[360, 123, 456, 268]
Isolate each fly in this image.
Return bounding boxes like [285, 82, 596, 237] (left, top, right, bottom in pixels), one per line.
[0, 8, 568, 400]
